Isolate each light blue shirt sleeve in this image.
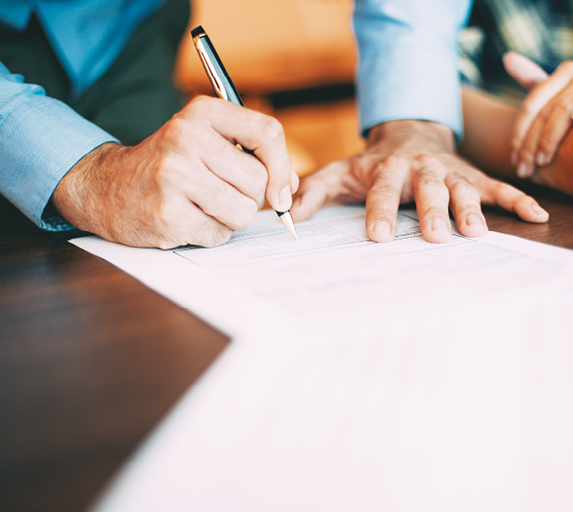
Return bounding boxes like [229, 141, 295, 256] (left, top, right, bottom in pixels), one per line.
[0, 63, 119, 231]
[353, 0, 472, 139]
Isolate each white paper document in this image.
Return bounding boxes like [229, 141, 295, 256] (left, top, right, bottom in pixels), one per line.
[173, 207, 573, 337]
[71, 206, 573, 510]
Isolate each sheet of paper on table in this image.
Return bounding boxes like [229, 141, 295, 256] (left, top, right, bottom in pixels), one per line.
[71, 206, 573, 510]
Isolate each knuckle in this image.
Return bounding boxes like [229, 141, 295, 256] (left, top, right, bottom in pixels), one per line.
[414, 163, 443, 186]
[514, 194, 532, 212]
[380, 154, 408, 169]
[554, 98, 573, 116]
[538, 133, 557, 152]
[211, 134, 233, 162]
[416, 176, 444, 191]
[491, 178, 503, 192]
[369, 161, 387, 183]
[200, 180, 257, 231]
[154, 155, 179, 185]
[537, 104, 554, 122]
[414, 153, 440, 169]
[260, 116, 284, 142]
[187, 94, 213, 114]
[162, 118, 189, 148]
[520, 99, 535, 117]
[449, 178, 479, 203]
[187, 215, 231, 248]
[234, 199, 258, 230]
[519, 145, 535, 162]
[350, 154, 373, 178]
[448, 175, 471, 194]
[450, 169, 476, 185]
[351, 153, 370, 169]
[249, 162, 269, 192]
[493, 180, 513, 198]
[201, 224, 232, 248]
[370, 177, 400, 198]
[208, 179, 230, 207]
[367, 155, 408, 183]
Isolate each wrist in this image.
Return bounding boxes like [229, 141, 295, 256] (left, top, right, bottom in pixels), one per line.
[367, 120, 455, 153]
[52, 142, 122, 232]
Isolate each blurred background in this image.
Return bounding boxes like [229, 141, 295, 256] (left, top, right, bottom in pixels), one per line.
[173, 0, 365, 177]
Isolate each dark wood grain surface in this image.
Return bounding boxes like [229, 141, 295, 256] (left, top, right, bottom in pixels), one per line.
[1, 183, 572, 511]
[483, 183, 573, 249]
[0, 215, 230, 511]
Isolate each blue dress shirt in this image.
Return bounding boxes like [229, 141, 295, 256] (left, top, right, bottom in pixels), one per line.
[0, 0, 165, 230]
[354, 0, 472, 139]
[1, 0, 472, 231]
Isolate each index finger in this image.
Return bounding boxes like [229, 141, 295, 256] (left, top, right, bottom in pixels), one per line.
[513, 62, 573, 156]
[194, 97, 294, 213]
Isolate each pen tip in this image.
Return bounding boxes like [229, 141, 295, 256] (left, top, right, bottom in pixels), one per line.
[278, 211, 297, 239]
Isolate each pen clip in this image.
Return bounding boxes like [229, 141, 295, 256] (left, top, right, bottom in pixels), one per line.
[194, 37, 229, 101]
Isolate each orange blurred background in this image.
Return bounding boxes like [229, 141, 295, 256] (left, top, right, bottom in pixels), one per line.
[173, 0, 365, 177]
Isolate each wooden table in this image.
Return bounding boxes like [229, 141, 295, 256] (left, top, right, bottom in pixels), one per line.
[484, 183, 573, 250]
[0, 214, 230, 511]
[1, 183, 572, 511]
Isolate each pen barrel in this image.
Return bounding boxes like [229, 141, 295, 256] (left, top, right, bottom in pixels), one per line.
[193, 32, 244, 107]
[191, 26, 297, 237]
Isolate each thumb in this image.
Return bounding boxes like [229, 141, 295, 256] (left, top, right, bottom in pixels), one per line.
[290, 177, 328, 222]
[290, 160, 351, 222]
[503, 51, 548, 91]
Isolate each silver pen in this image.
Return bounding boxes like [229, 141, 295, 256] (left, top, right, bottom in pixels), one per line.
[191, 25, 297, 239]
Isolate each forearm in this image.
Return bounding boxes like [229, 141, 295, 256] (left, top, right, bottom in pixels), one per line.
[458, 87, 518, 179]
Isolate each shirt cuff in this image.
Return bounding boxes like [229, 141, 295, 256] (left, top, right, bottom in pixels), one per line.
[0, 95, 119, 231]
[356, 44, 463, 140]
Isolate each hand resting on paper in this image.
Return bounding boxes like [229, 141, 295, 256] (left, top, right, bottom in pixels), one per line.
[53, 96, 298, 249]
[291, 119, 547, 244]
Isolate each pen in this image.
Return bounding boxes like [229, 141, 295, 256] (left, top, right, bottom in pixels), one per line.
[191, 25, 297, 239]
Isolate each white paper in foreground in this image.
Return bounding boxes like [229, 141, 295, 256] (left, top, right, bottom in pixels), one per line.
[71, 206, 573, 510]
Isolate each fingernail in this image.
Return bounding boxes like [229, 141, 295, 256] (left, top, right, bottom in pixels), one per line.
[526, 163, 535, 177]
[373, 221, 391, 240]
[291, 170, 299, 193]
[517, 162, 528, 178]
[511, 152, 518, 166]
[466, 214, 483, 226]
[432, 218, 450, 233]
[536, 152, 545, 166]
[279, 185, 293, 211]
[532, 204, 548, 216]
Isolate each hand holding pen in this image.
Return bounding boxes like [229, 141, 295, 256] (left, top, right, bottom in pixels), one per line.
[191, 25, 298, 238]
[56, 50, 297, 251]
